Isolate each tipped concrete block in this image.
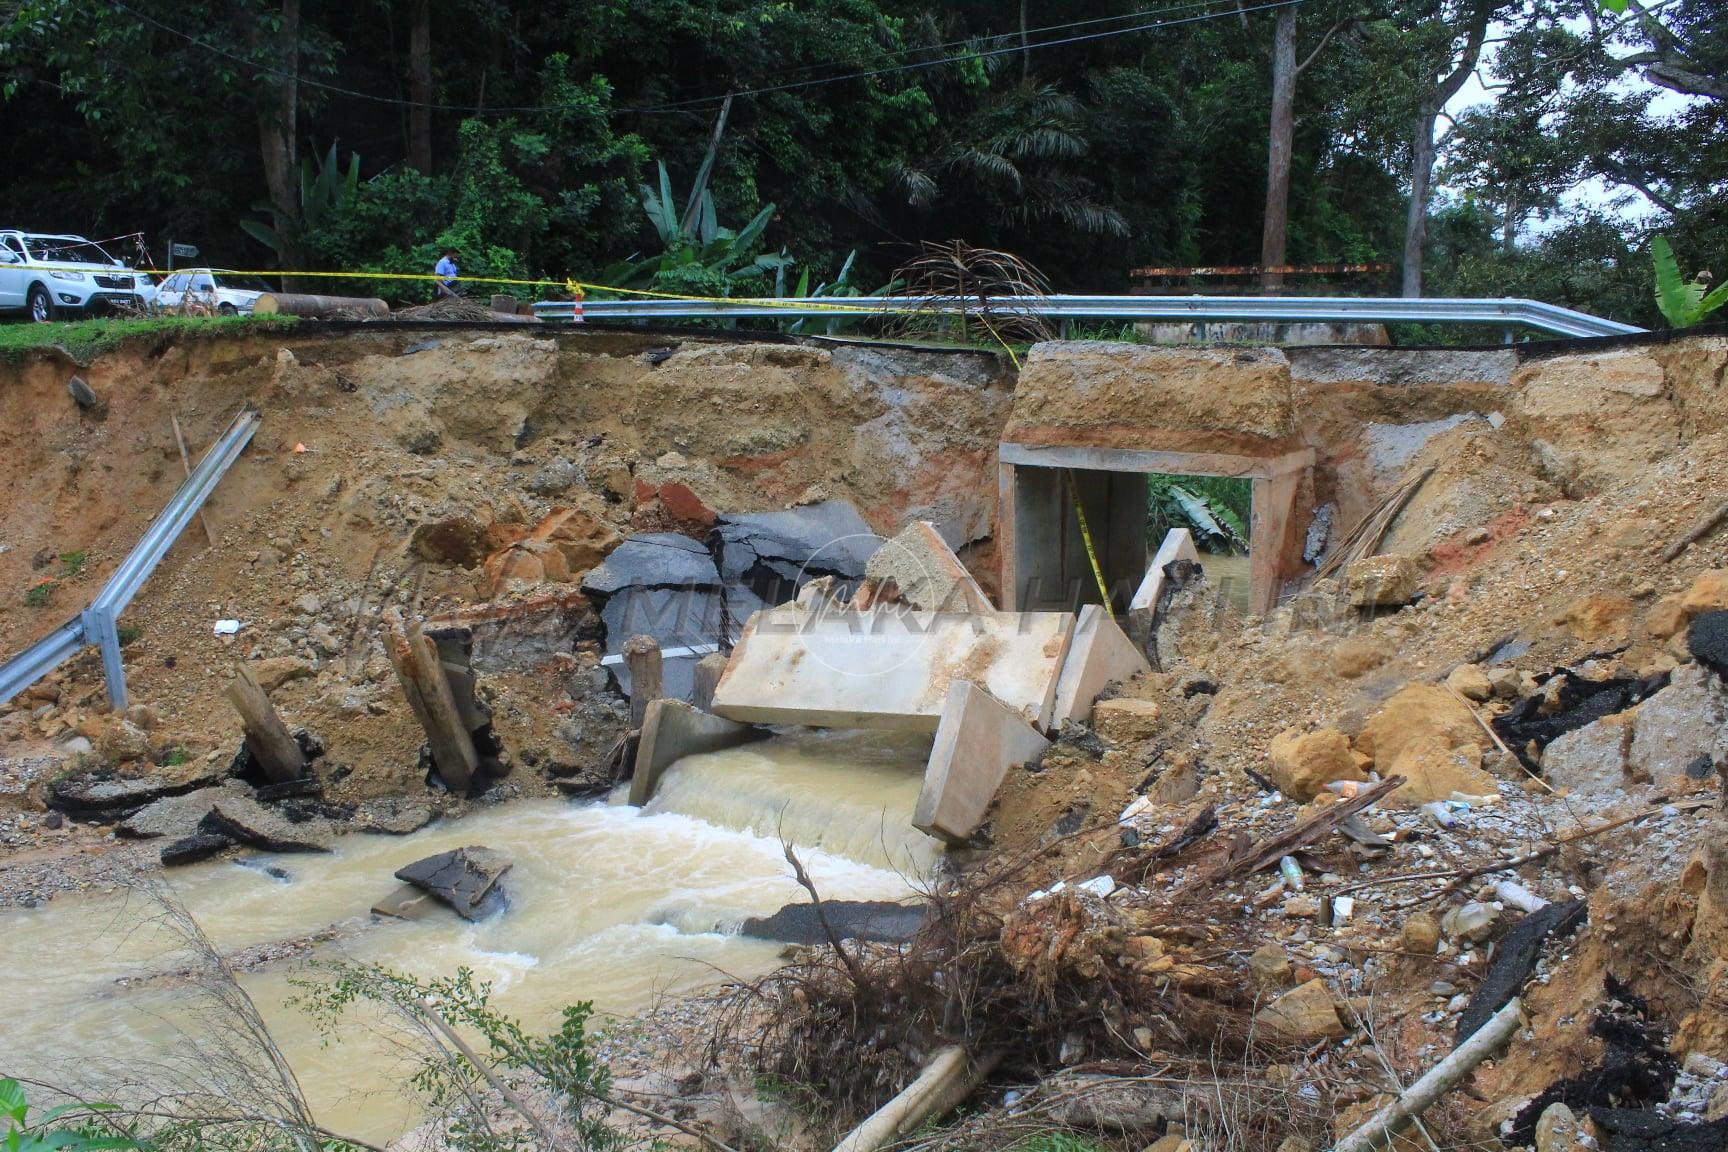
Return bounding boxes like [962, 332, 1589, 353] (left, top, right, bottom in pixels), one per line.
[914, 681, 1050, 843]
[1051, 604, 1152, 728]
[628, 698, 766, 805]
[712, 605, 1073, 732]
[1129, 528, 1199, 641]
[865, 521, 994, 613]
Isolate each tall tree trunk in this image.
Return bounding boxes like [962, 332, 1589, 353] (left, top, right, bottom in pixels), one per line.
[408, 0, 433, 175]
[1259, 5, 1298, 291]
[1399, 0, 1494, 298]
[1401, 102, 1438, 298]
[1502, 192, 1518, 253]
[1020, 0, 1031, 81]
[249, 0, 302, 273]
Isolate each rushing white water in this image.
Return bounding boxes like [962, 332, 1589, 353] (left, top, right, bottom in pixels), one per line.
[0, 729, 938, 1143]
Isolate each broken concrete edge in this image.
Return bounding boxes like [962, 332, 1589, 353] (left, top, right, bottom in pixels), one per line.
[865, 520, 996, 614]
[914, 680, 1051, 844]
[1128, 528, 1200, 641]
[627, 697, 768, 806]
[712, 605, 1073, 734]
[1050, 603, 1151, 729]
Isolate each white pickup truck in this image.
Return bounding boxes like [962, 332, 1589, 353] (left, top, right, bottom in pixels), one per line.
[0, 231, 153, 321]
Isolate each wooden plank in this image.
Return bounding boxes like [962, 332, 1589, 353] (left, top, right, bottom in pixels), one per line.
[387, 618, 477, 792]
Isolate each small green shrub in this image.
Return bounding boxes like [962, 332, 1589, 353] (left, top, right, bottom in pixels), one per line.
[294, 963, 624, 1152]
[60, 550, 87, 578]
[117, 625, 143, 646]
[0, 1077, 148, 1151]
[1010, 1135, 1112, 1152]
[23, 580, 56, 608]
[160, 747, 189, 767]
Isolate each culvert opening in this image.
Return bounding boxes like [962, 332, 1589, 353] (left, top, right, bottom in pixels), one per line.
[1004, 465, 1252, 616]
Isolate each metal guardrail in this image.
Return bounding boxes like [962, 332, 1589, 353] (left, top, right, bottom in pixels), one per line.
[532, 294, 1644, 339]
[0, 409, 261, 713]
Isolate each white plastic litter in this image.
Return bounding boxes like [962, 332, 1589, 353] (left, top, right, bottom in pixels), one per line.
[1078, 875, 1117, 899]
[1493, 880, 1549, 913]
[213, 619, 243, 635]
[1332, 895, 1356, 923]
[1119, 795, 1152, 824]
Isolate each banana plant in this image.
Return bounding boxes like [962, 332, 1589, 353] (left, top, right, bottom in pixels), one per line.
[1652, 235, 1728, 328]
[774, 249, 898, 335]
[594, 161, 782, 295]
[239, 141, 361, 262]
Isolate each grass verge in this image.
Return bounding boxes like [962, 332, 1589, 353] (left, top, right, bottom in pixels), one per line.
[0, 314, 298, 364]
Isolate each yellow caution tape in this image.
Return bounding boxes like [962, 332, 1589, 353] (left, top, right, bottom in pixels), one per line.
[24, 260, 1033, 355]
[1064, 469, 1114, 609]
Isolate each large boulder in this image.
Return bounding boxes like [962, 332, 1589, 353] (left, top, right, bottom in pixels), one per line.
[1254, 978, 1346, 1041]
[1267, 727, 1366, 801]
[1541, 712, 1635, 796]
[1346, 555, 1419, 608]
[1356, 684, 1487, 769]
[1626, 664, 1728, 784]
[393, 846, 512, 921]
[1509, 349, 1678, 493]
[1388, 735, 1499, 803]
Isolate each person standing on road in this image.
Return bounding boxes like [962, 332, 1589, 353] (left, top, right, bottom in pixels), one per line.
[434, 248, 461, 297]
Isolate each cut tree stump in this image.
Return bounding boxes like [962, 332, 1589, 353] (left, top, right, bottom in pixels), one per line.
[388, 617, 478, 793]
[223, 663, 307, 784]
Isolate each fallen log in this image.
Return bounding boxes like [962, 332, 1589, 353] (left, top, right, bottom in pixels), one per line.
[832, 1047, 1003, 1152]
[254, 292, 389, 319]
[1331, 997, 1523, 1152]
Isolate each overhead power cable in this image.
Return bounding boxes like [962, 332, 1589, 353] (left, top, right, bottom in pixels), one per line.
[671, 0, 1238, 96]
[105, 0, 1302, 117]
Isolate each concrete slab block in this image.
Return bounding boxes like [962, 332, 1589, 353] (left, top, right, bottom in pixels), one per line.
[914, 681, 1049, 843]
[712, 606, 1073, 732]
[1129, 528, 1199, 640]
[1051, 604, 1151, 728]
[628, 698, 767, 806]
[865, 521, 994, 613]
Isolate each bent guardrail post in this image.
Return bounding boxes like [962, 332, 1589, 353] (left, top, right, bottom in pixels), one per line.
[0, 408, 261, 712]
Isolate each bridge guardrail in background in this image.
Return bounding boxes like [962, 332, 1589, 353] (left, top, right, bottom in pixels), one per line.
[531, 293, 1644, 340]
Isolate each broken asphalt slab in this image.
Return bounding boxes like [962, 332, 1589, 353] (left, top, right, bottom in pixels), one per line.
[203, 795, 333, 853]
[393, 845, 512, 921]
[712, 500, 880, 596]
[741, 899, 927, 946]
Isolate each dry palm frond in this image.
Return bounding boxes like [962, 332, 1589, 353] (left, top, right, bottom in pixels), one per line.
[886, 240, 1056, 346]
[1314, 467, 1435, 581]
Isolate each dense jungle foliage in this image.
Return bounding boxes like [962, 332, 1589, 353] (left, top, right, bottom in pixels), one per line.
[0, 0, 1721, 326]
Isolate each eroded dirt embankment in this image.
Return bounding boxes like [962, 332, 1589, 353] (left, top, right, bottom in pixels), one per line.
[5, 325, 1728, 1151]
[0, 327, 1012, 899]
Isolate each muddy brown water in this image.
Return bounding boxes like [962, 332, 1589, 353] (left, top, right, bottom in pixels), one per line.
[0, 729, 939, 1144]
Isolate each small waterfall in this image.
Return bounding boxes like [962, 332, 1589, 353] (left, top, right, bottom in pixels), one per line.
[644, 728, 943, 876]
